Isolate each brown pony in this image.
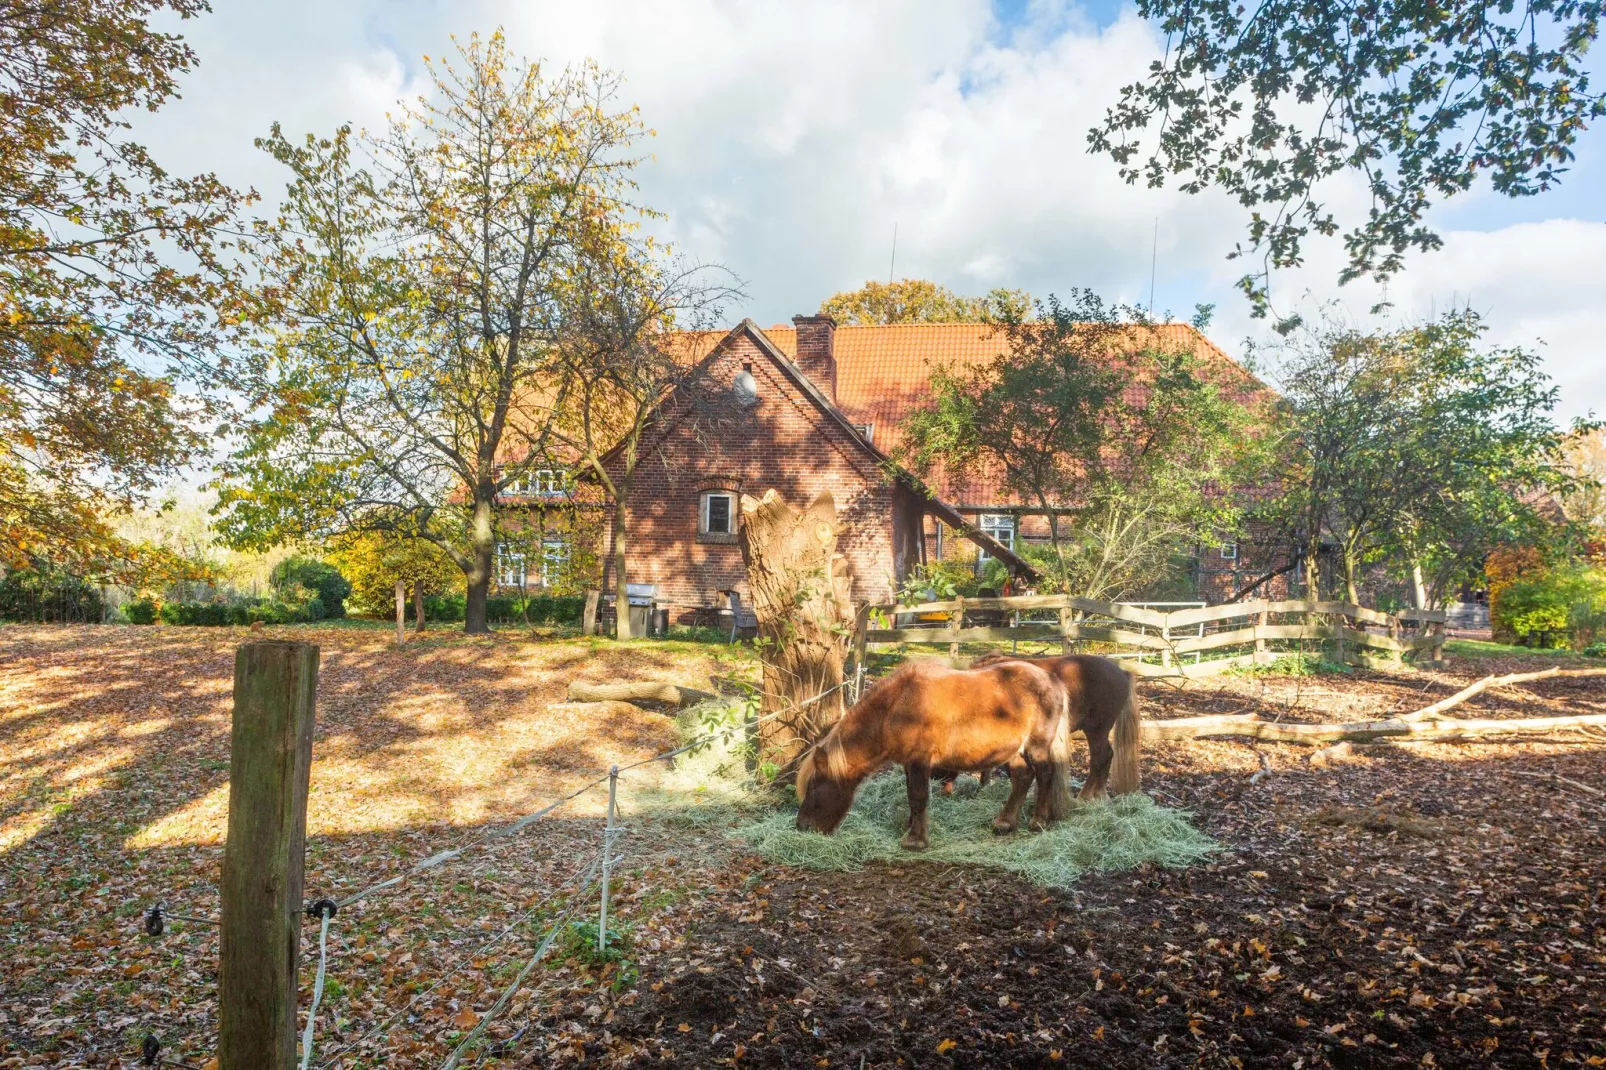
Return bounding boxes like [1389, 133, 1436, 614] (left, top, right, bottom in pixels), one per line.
[971, 652, 1142, 799]
[795, 660, 1073, 850]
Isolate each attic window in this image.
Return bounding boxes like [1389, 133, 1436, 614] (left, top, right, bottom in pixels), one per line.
[699, 491, 738, 544]
[1220, 542, 1238, 561]
[851, 423, 874, 444]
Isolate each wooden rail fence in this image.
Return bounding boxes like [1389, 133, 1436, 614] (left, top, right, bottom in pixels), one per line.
[852, 595, 1447, 679]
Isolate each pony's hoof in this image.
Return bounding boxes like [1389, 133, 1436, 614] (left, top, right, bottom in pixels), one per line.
[900, 833, 929, 851]
[991, 818, 1017, 835]
[1028, 816, 1050, 832]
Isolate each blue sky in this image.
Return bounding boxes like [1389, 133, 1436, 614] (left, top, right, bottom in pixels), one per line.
[136, 0, 1605, 423]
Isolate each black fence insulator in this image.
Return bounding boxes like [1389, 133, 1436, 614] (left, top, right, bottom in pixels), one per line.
[145, 905, 164, 937]
[305, 897, 338, 920]
[141, 1034, 161, 1066]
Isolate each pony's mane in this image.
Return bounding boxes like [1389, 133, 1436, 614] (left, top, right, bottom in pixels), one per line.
[795, 726, 849, 801]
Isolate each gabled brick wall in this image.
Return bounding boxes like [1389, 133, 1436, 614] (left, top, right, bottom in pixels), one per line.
[600, 329, 902, 619]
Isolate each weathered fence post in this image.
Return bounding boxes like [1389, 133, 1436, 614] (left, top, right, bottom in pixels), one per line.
[1058, 603, 1073, 655]
[851, 605, 869, 703]
[1255, 609, 1269, 665]
[599, 764, 618, 953]
[1160, 623, 1173, 671]
[219, 641, 320, 1070]
[949, 595, 965, 664]
[394, 579, 406, 644]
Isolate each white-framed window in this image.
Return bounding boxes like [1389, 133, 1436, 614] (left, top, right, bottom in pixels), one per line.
[1220, 542, 1238, 561]
[978, 513, 1016, 561]
[539, 538, 569, 587]
[851, 423, 875, 444]
[495, 543, 527, 588]
[506, 468, 567, 497]
[700, 491, 736, 536]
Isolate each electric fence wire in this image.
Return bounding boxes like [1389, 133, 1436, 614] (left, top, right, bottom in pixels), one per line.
[299, 903, 335, 1070]
[314, 846, 606, 1069]
[331, 678, 850, 911]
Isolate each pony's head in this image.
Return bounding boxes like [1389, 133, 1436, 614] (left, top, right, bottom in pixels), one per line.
[794, 731, 856, 835]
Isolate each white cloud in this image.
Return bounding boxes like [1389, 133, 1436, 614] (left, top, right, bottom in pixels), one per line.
[131, 0, 1605, 423]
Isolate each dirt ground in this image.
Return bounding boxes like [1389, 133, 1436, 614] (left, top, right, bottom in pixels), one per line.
[1, 625, 1603, 1068]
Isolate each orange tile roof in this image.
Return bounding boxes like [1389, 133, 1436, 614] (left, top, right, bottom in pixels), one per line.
[757, 321, 1262, 449]
[749, 321, 1267, 506]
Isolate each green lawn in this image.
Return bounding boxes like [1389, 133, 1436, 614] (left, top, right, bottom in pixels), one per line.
[1445, 637, 1603, 660]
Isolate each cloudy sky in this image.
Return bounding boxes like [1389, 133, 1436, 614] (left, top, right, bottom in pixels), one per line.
[138, 0, 1606, 422]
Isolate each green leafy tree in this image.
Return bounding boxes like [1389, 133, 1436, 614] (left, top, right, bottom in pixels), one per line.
[215, 32, 649, 633]
[1, 0, 246, 569]
[899, 292, 1250, 600]
[1259, 310, 1570, 606]
[1091, 0, 1604, 325]
[820, 279, 1032, 325]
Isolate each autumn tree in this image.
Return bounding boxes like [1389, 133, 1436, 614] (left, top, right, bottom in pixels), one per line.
[216, 33, 650, 633]
[1091, 0, 1605, 325]
[899, 292, 1250, 601]
[1, 0, 245, 570]
[545, 250, 740, 638]
[820, 279, 1031, 325]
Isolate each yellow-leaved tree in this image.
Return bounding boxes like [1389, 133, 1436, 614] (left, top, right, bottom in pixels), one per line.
[216, 31, 655, 633]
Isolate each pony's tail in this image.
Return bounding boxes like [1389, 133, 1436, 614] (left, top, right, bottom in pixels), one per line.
[1110, 683, 1143, 795]
[1045, 686, 1074, 821]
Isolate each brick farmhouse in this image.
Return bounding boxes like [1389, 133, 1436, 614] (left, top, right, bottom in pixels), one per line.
[533, 314, 1288, 625]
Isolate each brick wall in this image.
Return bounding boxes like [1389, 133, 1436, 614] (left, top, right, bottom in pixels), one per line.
[600, 331, 901, 619]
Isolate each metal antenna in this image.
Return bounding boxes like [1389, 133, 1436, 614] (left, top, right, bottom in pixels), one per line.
[889, 222, 898, 284]
[1148, 216, 1158, 316]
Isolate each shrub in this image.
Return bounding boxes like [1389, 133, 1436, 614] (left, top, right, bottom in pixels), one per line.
[126, 598, 159, 625]
[1496, 564, 1606, 649]
[270, 556, 352, 618]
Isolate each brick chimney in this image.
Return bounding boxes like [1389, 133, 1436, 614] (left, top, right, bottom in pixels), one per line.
[791, 313, 837, 404]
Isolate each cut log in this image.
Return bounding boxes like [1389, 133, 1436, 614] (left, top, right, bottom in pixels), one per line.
[1401, 667, 1606, 721]
[566, 681, 717, 708]
[739, 488, 853, 773]
[1146, 711, 1606, 744]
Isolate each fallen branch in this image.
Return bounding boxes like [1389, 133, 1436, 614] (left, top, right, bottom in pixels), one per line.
[1509, 770, 1605, 797]
[1401, 667, 1606, 722]
[566, 681, 717, 708]
[1146, 711, 1606, 744]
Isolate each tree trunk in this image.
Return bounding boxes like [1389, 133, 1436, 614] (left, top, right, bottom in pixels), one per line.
[465, 494, 494, 634]
[413, 581, 426, 633]
[1342, 538, 1361, 604]
[739, 489, 853, 776]
[395, 579, 406, 644]
[1411, 559, 1429, 610]
[1303, 536, 1323, 600]
[612, 492, 633, 640]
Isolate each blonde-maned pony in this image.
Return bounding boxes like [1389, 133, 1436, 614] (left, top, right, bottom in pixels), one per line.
[795, 659, 1072, 850]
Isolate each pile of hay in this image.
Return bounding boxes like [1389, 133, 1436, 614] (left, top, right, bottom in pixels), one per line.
[737, 775, 1215, 888]
[627, 701, 1216, 887]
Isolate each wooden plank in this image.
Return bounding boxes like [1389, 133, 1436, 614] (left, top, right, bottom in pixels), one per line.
[1069, 596, 1169, 628]
[1162, 599, 1270, 629]
[1397, 608, 1449, 623]
[220, 641, 320, 1070]
[866, 626, 1064, 645]
[1171, 625, 1261, 655]
[880, 593, 1071, 616]
[865, 622, 1171, 649]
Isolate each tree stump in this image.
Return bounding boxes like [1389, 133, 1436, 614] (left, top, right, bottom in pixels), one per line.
[739, 489, 854, 775]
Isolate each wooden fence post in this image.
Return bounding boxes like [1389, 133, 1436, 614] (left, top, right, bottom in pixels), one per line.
[1058, 603, 1073, 655]
[394, 580, 406, 644]
[949, 595, 966, 664]
[1255, 610, 1269, 665]
[219, 642, 320, 1070]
